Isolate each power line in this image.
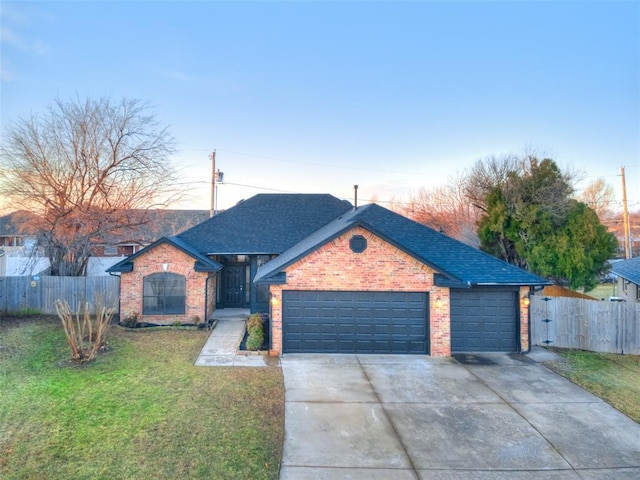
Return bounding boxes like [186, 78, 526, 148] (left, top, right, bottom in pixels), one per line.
[213, 148, 433, 176]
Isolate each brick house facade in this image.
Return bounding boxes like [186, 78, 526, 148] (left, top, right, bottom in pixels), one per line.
[117, 240, 219, 325]
[109, 195, 546, 355]
[267, 226, 531, 357]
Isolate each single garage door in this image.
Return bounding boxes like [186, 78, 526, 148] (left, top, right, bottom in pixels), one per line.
[450, 289, 518, 353]
[282, 291, 428, 354]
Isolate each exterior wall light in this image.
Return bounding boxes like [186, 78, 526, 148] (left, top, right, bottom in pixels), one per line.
[521, 296, 530, 307]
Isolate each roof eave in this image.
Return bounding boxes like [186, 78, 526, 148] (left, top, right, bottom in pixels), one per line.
[106, 262, 133, 273]
[473, 280, 553, 287]
[194, 261, 222, 272]
[254, 272, 287, 285]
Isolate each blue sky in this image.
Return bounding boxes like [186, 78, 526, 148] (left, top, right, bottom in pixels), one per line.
[1, 0, 638, 212]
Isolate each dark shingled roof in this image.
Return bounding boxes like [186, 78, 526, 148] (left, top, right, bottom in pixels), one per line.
[107, 236, 222, 273]
[255, 203, 549, 287]
[612, 256, 640, 285]
[177, 194, 353, 255]
[0, 210, 41, 236]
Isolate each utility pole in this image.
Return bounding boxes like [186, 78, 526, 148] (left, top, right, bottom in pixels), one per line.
[621, 166, 631, 259]
[210, 151, 216, 217]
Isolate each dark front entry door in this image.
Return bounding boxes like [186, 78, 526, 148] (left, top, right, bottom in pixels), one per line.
[222, 265, 246, 307]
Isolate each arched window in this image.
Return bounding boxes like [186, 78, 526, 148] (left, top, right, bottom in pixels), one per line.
[143, 272, 186, 315]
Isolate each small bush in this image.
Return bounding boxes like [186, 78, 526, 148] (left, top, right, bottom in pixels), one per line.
[246, 324, 264, 351]
[121, 311, 139, 328]
[246, 313, 263, 330]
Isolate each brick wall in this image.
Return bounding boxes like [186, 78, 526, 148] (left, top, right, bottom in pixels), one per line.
[520, 286, 531, 351]
[119, 242, 213, 324]
[269, 226, 452, 356]
[269, 226, 531, 357]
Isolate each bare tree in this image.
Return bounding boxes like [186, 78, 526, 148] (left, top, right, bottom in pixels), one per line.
[461, 154, 519, 212]
[577, 177, 615, 222]
[0, 97, 180, 276]
[404, 176, 482, 247]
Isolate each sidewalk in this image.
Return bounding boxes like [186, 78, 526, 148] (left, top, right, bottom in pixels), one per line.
[194, 309, 279, 367]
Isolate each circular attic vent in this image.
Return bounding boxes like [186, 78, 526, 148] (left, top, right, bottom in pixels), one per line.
[349, 235, 367, 253]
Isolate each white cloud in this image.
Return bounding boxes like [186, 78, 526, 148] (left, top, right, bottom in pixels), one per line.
[1, 26, 26, 49]
[1, 26, 49, 55]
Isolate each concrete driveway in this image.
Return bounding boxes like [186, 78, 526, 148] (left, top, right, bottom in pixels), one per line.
[279, 351, 640, 480]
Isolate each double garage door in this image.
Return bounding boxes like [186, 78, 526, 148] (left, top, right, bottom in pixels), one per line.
[282, 291, 428, 354]
[282, 288, 519, 355]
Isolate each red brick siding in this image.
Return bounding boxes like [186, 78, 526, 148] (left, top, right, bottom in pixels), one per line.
[520, 286, 531, 351]
[119, 242, 213, 324]
[269, 226, 452, 356]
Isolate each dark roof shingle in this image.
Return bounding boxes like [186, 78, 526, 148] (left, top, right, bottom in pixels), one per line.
[178, 194, 352, 254]
[255, 203, 549, 287]
[612, 257, 640, 285]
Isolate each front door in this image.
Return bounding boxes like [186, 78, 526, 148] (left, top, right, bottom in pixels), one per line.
[222, 265, 246, 307]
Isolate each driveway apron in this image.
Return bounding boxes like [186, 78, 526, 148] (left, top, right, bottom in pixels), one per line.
[279, 352, 640, 480]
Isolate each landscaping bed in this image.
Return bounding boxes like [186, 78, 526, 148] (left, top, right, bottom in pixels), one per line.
[0, 316, 284, 479]
[239, 313, 270, 352]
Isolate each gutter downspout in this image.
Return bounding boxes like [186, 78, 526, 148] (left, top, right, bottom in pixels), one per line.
[204, 275, 209, 323]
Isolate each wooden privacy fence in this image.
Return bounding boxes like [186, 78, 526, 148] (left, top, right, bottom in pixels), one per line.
[530, 296, 640, 355]
[0, 276, 120, 315]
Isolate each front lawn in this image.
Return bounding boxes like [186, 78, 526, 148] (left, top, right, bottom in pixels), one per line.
[544, 348, 640, 422]
[0, 316, 284, 479]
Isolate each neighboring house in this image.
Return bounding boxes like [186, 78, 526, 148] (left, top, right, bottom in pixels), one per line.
[108, 193, 549, 357]
[0, 209, 209, 276]
[612, 257, 640, 303]
[0, 211, 43, 276]
[92, 209, 210, 256]
[0, 210, 40, 248]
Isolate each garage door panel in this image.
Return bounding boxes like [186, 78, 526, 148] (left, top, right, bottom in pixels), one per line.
[283, 291, 428, 354]
[450, 289, 518, 353]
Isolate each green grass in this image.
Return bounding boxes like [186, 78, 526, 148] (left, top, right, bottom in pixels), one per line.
[544, 348, 640, 422]
[0, 316, 284, 479]
[581, 283, 617, 300]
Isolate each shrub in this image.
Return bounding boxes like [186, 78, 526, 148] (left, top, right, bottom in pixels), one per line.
[246, 323, 264, 351]
[55, 300, 115, 363]
[121, 311, 139, 328]
[247, 313, 263, 330]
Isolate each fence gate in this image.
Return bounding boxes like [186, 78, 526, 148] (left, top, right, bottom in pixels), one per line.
[530, 295, 640, 355]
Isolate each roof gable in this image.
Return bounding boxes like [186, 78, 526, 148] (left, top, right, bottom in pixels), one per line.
[255, 203, 549, 286]
[106, 236, 222, 273]
[177, 193, 352, 254]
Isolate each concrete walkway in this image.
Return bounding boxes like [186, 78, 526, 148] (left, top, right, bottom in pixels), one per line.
[279, 350, 640, 479]
[194, 309, 279, 367]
